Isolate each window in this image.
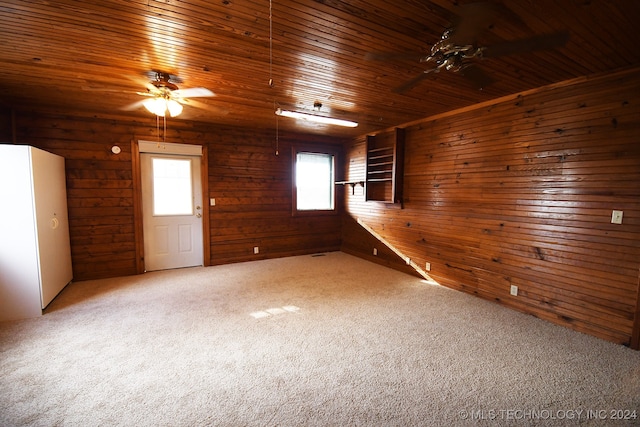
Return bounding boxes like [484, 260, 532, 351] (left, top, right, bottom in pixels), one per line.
[152, 157, 193, 216]
[293, 147, 337, 214]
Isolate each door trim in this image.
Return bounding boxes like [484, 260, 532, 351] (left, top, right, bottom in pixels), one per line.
[632, 272, 640, 350]
[139, 141, 203, 156]
[131, 140, 210, 274]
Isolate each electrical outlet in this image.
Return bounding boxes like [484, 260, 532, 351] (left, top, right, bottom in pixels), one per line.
[510, 285, 518, 296]
[425, 262, 431, 271]
[253, 246, 259, 254]
[611, 210, 623, 224]
[373, 248, 378, 256]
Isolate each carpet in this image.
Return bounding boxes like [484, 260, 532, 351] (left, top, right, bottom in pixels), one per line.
[1, 252, 639, 426]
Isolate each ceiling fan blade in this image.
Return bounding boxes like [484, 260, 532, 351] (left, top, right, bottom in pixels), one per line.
[393, 70, 436, 94]
[182, 99, 229, 115]
[120, 99, 147, 111]
[448, 2, 499, 45]
[482, 31, 570, 58]
[365, 51, 427, 62]
[123, 74, 159, 93]
[81, 86, 129, 93]
[172, 87, 214, 98]
[460, 65, 495, 90]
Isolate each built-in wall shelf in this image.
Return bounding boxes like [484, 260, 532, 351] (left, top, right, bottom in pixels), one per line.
[365, 128, 405, 204]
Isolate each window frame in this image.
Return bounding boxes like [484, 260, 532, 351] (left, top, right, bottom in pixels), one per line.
[291, 144, 340, 216]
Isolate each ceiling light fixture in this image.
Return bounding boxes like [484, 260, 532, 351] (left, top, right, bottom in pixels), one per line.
[143, 97, 183, 117]
[275, 108, 358, 128]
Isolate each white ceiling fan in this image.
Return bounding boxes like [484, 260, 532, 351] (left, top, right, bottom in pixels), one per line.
[122, 71, 224, 117]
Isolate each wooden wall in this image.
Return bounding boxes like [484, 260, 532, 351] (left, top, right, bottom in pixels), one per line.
[342, 67, 640, 348]
[208, 128, 344, 265]
[0, 107, 13, 142]
[8, 111, 343, 281]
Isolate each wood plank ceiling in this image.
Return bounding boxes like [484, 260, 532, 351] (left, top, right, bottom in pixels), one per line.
[1, 0, 639, 138]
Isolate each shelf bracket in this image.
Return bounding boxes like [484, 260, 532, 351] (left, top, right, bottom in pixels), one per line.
[335, 180, 364, 195]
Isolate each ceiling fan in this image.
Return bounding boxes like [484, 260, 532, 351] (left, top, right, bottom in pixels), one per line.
[367, 3, 569, 93]
[122, 71, 223, 117]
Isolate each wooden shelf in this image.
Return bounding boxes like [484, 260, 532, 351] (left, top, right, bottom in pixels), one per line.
[335, 180, 364, 195]
[365, 128, 405, 204]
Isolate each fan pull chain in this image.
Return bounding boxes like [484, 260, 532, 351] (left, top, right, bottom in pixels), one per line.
[155, 113, 167, 149]
[268, 0, 273, 87]
[270, 0, 278, 156]
[275, 106, 279, 156]
[156, 114, 161, 148]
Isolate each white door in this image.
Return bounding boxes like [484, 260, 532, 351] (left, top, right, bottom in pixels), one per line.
[30, 147, 73, 307]
[141, 152, 203, 271]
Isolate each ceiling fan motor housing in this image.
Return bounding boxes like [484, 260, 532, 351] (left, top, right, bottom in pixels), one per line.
[152, 72, 179, 91]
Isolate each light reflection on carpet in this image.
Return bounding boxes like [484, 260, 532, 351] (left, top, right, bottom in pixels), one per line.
[250, 305, 300, 319]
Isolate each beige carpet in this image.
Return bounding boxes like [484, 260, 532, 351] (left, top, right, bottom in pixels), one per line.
[1, 252, 639, 426]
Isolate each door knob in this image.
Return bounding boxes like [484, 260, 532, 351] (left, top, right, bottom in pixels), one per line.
[196, 213, 202, 218]
[196, 206, 201, 210]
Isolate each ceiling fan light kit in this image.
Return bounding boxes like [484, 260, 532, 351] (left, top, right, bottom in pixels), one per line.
[143, 97, 184, 117]
[275, 108, 358, 128]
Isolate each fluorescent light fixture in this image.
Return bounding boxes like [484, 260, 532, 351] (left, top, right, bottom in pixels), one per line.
[143, 97, 183, 117]
[275, 108, 357, 127]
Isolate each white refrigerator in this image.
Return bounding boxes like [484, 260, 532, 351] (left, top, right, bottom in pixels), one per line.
[0, 145, 73, 321]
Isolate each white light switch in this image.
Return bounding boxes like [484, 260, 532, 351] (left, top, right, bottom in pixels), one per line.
[210, 198, 216, 206]
[611, 210, 623, 224]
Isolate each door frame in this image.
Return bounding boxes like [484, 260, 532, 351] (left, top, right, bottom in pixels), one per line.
[632, 279, 640, 350]
[132, 140, 210, 274]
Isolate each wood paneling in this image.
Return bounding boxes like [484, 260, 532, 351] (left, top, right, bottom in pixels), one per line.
[0, 107, 13, 142]
[208, 130, 344, 264]
[1, 1, 639, 138]
[341, 215, 418, 277]
[342, 68, 640, 347]
[10, 110, 343, 281]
